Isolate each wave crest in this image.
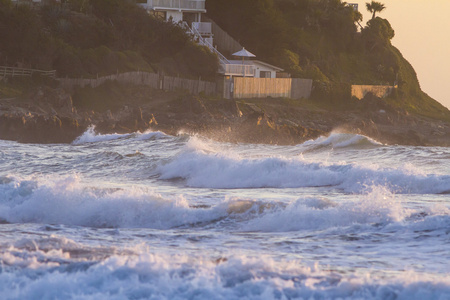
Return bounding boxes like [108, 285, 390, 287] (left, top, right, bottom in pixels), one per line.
[157, 148, 450, 194]
[72, 126, 166, 144]
[303, 132, 382, 149]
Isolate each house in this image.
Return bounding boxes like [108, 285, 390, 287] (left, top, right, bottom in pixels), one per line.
[138, 0, 284, 79]
[11, 0, 48, 4]
[219, 60, 283, 78]
[137, 0, 206, 24]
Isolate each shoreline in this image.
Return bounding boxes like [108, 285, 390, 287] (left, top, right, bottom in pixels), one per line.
[0, 86, 449, 147]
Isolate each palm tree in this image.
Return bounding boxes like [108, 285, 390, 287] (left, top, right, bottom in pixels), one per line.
[366, 1, 386, 19]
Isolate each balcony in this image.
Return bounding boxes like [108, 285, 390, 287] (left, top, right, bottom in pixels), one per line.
[192, 22, 212, 35]
[138, 0, 205, 11]
[219, 64, 255, 77]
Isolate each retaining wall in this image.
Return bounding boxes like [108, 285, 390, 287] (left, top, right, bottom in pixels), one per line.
[351, 85, 395, 100]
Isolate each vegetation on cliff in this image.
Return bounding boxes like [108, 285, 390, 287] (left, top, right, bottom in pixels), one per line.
[0, 0, 218, 78]
[0, 0, 449, 122]
[206, 0, 450, 120]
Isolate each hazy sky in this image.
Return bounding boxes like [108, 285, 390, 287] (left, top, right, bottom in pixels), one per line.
[353, 0, 450, 109]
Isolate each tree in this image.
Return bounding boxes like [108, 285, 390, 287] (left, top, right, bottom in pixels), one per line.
[366, 1, 386, 19]
[362, 17, 395, 50]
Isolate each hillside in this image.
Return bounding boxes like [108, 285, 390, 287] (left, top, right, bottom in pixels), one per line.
[0, 0, 449, 146]
[206, 0, 450, 120]
[0, 0, 218, 79]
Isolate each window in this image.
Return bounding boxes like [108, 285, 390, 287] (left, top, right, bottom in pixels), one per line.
[260, 71, 271, 78]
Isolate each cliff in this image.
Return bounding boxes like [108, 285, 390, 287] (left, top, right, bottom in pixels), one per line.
[1, 0, 449, 145]
[1, 83, 448, 146]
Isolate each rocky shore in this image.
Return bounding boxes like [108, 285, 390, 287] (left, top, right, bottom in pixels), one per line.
[1, 86, 449, 146]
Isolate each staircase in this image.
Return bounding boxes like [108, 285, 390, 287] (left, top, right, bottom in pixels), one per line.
[182, 22, 254, 77]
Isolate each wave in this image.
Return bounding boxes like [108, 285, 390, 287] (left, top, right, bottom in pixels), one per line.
[243, 187, 412, 232]
[0, 175, 228, 229]
[72, 126, 167, 145]
[1, 244, 449, 300]
[302, 132, 383, 149]
[157, 145, 450, 194]
[1, 176, 449, 235]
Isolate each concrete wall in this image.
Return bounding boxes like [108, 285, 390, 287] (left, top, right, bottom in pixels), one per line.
[291, 78, 313, 99]
[351, 85, 395, 100]
[204, 17, 243, 56]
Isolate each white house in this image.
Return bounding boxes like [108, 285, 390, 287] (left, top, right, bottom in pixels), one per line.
[137, 0, 285, 80]
[137, 0, 206, 24]
[11, 0, 48, 4]
[219, 60, 283, 78]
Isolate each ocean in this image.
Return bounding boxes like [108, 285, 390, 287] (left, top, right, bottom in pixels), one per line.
[0, 127, 449, 299]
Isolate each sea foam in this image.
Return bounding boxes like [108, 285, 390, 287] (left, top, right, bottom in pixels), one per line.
[72, 126, 166, 145]
[302, 132, 383, 149]
[157, 145, 450, 194]
[0, 175, 226, 229]
[1, 248, 449, 300]
[243, 186, 412, 232]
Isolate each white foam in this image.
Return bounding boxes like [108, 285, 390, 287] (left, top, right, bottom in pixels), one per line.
[72, 126, 132, 145]
[302, 132, 382, 149]
[157, 148, 450, 194]
[135, 130, 166, 141]
[1, 250, 449, 300]
[72, 126, 168, 144]
[244, 186, 412, 232]
[0, 175, 226, 229]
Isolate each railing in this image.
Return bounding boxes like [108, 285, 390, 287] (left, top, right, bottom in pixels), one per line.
[192, 22, 212, 35]
[0, 66, 56, 78]
[140, 0, 205, 10]
[219, 64, 255, 77]
[183, 21, 230, 65]
[184, 23, 254, 77]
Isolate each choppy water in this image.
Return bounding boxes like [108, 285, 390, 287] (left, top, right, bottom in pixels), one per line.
[1, 126, 449, 299]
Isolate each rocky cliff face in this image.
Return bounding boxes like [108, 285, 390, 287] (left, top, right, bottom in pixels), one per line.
[0, 86, 449, 146]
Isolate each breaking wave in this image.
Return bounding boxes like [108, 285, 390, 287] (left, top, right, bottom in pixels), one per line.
[0, 175, 226, 229]
[157, 142, 450, 194]
[72, 126, 166, 145]
[1, 176, 449, 233]
[303, 132, 383, 149]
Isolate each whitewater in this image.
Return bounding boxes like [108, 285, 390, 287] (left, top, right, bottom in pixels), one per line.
[0, 127, 449, 300]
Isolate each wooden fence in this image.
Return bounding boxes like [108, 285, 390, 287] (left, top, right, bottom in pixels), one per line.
[163, 75, 217, 95]
[233, 78, 292, 99]
[0, 66, 56, 79]
[58, 72, 160, 90]
[1, 65, 313, 100]
[57, 71, 217, 96]
[232, 78, 313, 99]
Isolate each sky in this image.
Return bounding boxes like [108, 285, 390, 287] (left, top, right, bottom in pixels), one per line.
[352, 0, 450, 109]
